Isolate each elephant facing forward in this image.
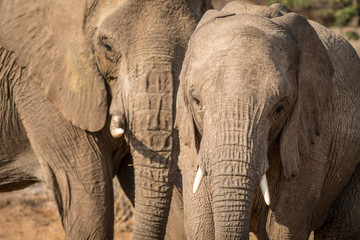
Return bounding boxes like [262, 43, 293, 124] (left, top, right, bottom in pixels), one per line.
[0, 0, 220, 239]
[176, 2, 360, 239]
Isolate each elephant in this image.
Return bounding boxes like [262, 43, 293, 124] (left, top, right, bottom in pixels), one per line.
[175, 1, 360, 239]
[0, 0, 222, 239]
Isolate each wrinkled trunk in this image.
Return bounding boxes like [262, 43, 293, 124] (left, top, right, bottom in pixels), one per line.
[207, 100, 266, 239]
[211, 143, 257, 239]
[131, 147, 175, 239]
[128, 67, 177, 239]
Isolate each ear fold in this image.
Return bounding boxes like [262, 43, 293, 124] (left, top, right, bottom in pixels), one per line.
[174, 67, 200, 171]
[272, 13, 334, 179]
[0, 1, 107, 132]
[175, 79, 195, 149]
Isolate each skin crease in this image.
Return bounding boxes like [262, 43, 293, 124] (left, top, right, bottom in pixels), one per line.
[176, 2, 360, 240]
[0, 0, 228, 239]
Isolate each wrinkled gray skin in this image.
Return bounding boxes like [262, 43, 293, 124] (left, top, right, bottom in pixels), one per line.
[176, 2, 360, 239]
[0, 0, 220, 239]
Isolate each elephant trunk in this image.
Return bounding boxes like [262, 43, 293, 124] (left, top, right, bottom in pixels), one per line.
[131, 147, 175, 239]
[128, 67, 177, 239]
[207, 100, 267, 239]
[211, 143, 257, 239]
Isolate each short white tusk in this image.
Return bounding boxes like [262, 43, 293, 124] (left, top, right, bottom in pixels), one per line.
[110, 115, 124, 138]
[193, 167, 204, 193]
[110, 127, 124, 138]
[260, 174, 270, 206]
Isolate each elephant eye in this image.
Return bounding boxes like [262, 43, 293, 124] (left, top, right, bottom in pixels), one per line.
[191, 89, 202, 108]
[103, 43, 113, 52]
[98, 36, 120, 62]
[190, 88, 205, 120]
[193, 95, 201, 105]
[272, 99, 287, 120]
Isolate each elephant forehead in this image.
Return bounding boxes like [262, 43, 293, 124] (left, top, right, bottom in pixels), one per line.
[183, 17, 299, 99]
[185, 16, 299, 82]
[189, 53, 287, 96]
[188, 14, 296, 62]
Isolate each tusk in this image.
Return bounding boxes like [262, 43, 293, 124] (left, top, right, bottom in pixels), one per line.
[193, 167, 204, 193]
[110, 127, 124, 138]
[260, 174, 270, 206]
[110, 115, 124, 138]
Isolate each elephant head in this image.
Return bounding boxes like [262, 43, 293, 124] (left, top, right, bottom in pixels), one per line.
[0, 0, 216, 238]
[176, 2, 333, 239]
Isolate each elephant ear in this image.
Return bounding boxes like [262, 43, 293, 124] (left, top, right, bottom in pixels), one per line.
[0, 0, 107, 132]
[272, 13, 334, 179]
[175, 76, 197, 154]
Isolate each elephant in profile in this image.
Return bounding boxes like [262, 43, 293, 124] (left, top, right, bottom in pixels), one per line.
[0, 0, 218, 239]
[175, 2, 360, 239]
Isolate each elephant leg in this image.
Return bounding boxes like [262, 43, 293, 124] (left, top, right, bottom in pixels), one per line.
[13, 79, 114, 239]
[314, 163, 360, 240]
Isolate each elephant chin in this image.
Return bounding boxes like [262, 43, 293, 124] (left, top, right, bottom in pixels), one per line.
[110, 115, 124, 138]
